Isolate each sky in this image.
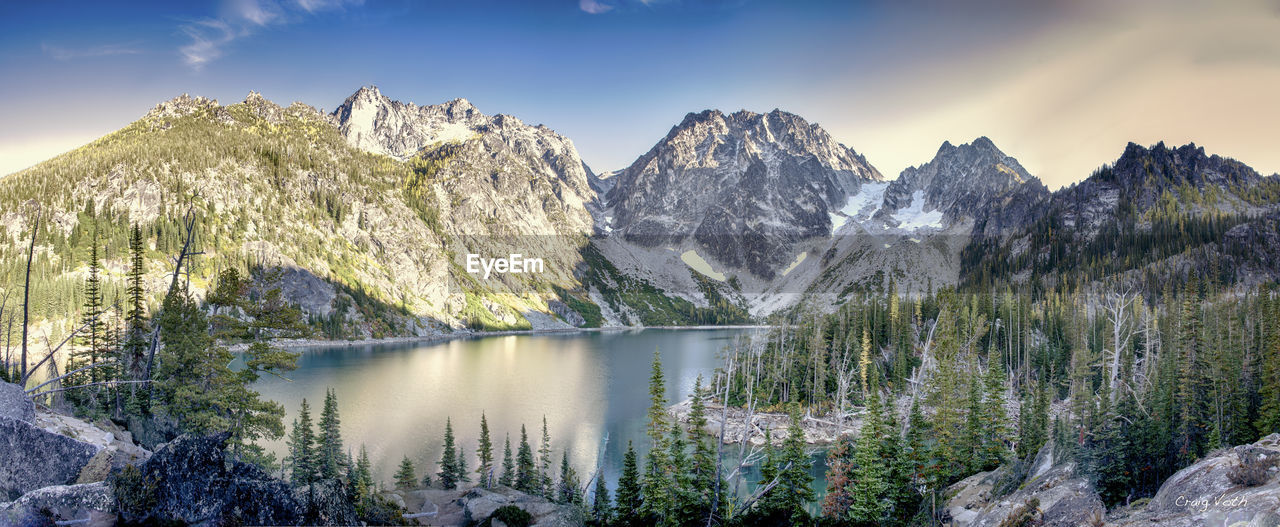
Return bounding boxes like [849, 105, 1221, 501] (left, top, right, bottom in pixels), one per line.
[2, 0, 1279, 188]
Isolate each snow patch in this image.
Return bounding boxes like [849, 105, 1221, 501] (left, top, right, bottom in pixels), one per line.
[830, 182, 888, 234]
[681, 250, 726, 281]
[892, 190, 945, 231]
[781, 251, 807, 277]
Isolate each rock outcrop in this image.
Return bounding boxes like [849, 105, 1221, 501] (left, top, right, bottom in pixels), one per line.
[110, 432, 310, 525]
[0, 411, 102, 501]
[0, 381, 34, 423]
[945, 434, 1280, 527]
[1108, 434, 1280, 527]
[944, 443, 1105, 527]
[0, 482, 115, 527]
[459, 487, 580, 527]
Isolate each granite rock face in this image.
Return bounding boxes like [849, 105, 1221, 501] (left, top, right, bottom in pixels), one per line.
[944, 443, 1105, 527]
[1108, 434, 1280, 527]
[111, 432, 308, 526]
[460, 487, 580, 527]
[0, 482, 115, 527]
[0, 381, 34, 423]
[0, 416, 101, 501]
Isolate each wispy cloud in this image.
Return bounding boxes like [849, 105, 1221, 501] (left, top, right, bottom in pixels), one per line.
[580, 0, 615, 14]
[179, 0, 362, 70]
[41, 41, 144, 61]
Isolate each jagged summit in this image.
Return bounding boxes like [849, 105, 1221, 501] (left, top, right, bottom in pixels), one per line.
[606, 106, 882, 278]
[874, 137, 1046, 232]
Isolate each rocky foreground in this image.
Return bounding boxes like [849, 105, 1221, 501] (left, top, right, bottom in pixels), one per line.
[944, 434, 1280, 527]
[0, 381, 576, 526]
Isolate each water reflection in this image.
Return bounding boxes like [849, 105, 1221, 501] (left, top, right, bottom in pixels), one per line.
[251, 329, 755, 488]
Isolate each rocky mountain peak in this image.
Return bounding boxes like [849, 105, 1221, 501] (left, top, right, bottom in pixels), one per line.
[875, 137, 1047, 232]
[607, 107, 882, 278]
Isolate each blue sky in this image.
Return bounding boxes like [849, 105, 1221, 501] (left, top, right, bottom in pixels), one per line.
[3, 0, 1280, 187]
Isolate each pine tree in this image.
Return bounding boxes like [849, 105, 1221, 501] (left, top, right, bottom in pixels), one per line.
[287, 398, 318, 486]
[477, 412, 495, 487]
[350, 445, 374, 505]
[516, 424, 538, 493]
[395, 456, 417, 489]
[820, 433, 855, 518]
[558, 450, 581, 505]
[614, 442, 643, 526]
[318, 388, 345, 479]
[457, 443, 471, 485]
[539, 416, 554, 497]
[961, 372, 986, 472]
[849, 392, 887, 524]
[500, 433, 515, 487]
[439, 417, 460, 489]
[981, 353, 1012, 467]
[590, 471, 612, 526]
[754, 405, 813, 525]
[1256, 297, 1280, 436]
[123, 223, 148, 398]
[687, 375, 723, 523]
[639, 351, 672, 524]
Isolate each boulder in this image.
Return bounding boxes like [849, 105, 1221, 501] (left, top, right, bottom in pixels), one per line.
[33, 411, 152, 473]
[944, 443, 1106, 527]
[294, 479, 358, 526]
[0, 416, 101, 501]
[0, 481, 114, 527]
[112, 432, 306, 525]
[1108, 434, 1280, 527]
[0, 381, 34, 423]
[459, 487, 579, 527]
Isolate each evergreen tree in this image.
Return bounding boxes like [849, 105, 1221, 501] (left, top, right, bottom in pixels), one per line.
[590, 471, 612, 526]
[1256, 299, 1280, 436]
[286, 398, 318, 486]
[317, 388, 345, 479]
[849, 392, 888, 524]
[123, 223, 148, 401]
[154, 287, 295, 466]
[516, 424, 538, 493]
[558, 450, 581, 505]
[395, 456, 417, 489]
[613, 442, 643, 526]
[500, 433, 515, 487]
[639, 351, 672, 524]
[457, 445, 471, 485]
[753, 405, 814, 525]
[477, 412, 495, 487]
[687, 375, 724, 523]
[439, 417, 460, 489]
[539, 416, 554, 497]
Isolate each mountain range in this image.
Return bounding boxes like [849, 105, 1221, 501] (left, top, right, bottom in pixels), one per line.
[2, 86, 1278, 336]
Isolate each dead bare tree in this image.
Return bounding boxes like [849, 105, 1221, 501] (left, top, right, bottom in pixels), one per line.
[20, 205, 40, 385]
[1102, 289, 1136, 404]
[144, 204, 203, 389]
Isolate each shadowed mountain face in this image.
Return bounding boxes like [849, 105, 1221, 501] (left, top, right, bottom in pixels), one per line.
[605, 108, 882, 279]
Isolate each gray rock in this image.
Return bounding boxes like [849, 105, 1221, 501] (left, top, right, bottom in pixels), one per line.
[0, 417, 101, 501]
[459, 487, 579, 527]
[1109, 434, 1280, 527]
[608, 108, 881, 279]
[112, 432, 307, 526]
[945, 443, 1105, 527]
[0, 482, 114, 527]
[0, 381, 34, 423]
[548, 299, 586, 327]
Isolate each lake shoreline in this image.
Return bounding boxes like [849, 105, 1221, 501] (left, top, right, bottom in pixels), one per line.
[227, 324, 775, 352]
